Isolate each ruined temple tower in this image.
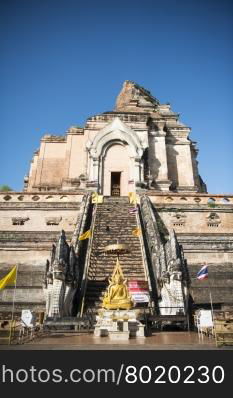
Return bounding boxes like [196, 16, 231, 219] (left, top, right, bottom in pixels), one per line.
[0, 81, 232, 322]
[24, 80, 206, 195]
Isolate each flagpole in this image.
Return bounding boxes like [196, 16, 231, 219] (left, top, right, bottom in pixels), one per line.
[207, 276, 215, 338]
[197, 263, 215, 338]
[9, 265, 18, 344]
[208, 281, 214, 317]
[80, 193, 97, 317]
[11, 265, 18, 321]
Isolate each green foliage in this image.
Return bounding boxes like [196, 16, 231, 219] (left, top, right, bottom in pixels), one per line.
[0, 185, 13, 192]
[207, 202, 216, 208]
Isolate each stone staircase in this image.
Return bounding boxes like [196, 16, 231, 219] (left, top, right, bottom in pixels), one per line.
[83, 197, 147, 313]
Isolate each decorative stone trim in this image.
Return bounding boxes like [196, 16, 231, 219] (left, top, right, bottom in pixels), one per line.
[206, 212, 221, 227]
[45, 217, 62, 226]
[41, 135, 66, 143]
[66, 126, 84, 135]
[172, 212, 186, 227]
[61, 178, 81, 189]
[12, 217, 29, 225]
[3, 195, 12, 201]
[86, 180, 98, 188]
[31, 195, 40, 201]
[87, 113, 148, 123]
[194, 197, 201, 203]
[176, 186, 198, 192]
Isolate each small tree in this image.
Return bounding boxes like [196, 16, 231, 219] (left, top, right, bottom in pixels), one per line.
[0, 185, 13, 192]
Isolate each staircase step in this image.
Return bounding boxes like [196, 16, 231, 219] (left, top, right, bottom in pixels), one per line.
[83, 198, 148, 313]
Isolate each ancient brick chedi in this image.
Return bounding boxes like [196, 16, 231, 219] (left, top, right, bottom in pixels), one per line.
[25, 80, 206, 194]
[0, 81, 233, 322]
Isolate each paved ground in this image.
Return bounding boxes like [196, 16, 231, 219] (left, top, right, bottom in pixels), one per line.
[1, 331, 233, 350]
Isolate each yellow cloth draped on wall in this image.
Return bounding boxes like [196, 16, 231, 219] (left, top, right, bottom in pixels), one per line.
[0, 266, 17, 290]
[91, 192, 103, 204]
[128, 192, 139, 205]
[132, 227, 141, 237]
[78, 230, 91, 240]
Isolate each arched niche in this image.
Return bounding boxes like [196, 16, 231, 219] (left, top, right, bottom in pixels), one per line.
[86, 117, 144, 195]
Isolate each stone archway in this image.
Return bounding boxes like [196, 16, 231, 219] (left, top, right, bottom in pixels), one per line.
[102, 143, 131, 196]
[86, 117, 145, 196]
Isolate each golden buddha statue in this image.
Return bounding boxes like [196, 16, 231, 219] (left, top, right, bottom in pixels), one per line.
[102, 258, 133, 310]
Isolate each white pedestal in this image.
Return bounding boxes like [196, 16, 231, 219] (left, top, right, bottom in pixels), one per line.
[94, 309, 145, 339]
[109, 331, 130, 340]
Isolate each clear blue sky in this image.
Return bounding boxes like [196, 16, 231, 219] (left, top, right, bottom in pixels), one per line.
[0, 0, 232, 193]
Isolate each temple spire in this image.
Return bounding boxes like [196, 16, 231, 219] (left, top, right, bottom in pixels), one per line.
[114, 80, 160, 111]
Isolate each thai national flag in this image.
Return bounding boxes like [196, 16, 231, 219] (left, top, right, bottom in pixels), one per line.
[197, 265, 208, 280]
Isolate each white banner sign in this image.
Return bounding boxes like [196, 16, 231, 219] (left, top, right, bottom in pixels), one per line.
[131, 293, 149, 303]
[128, 280, 150, 303]
[199, 310, 213, 327]
[21, 310, 36, 327]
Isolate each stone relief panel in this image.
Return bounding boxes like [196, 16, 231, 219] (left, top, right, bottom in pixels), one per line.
[45, 217, 62, 226]
[207, 212, 221, 227]
[0, 209, 78, 231]
[11, 217, 30, 225]
[3, 195, 12, 201]
[172, 212, 186, 227]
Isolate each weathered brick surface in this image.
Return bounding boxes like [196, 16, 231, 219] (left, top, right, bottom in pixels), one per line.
[0, 81, 232, 317]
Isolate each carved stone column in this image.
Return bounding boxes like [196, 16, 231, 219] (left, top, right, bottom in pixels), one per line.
[148, 122, 171, 191]
[92, 157, 99, 181]
[175, 142, 197, 192]
[134, 156, 141, 185]
[87, 156, 99, 190]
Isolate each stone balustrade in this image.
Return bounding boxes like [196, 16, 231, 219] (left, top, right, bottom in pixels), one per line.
[148, 193, 233, 206]
[0, 192, 84, 203]
[0, 192, 232, 205]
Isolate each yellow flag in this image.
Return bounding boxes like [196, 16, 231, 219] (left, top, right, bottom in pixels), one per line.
[79, 230, 91, 240]
[0, 266, 17, 290]
[132, 227, 141, 237]
[91, 193, 103, 204]
[128, 192, 139, 205]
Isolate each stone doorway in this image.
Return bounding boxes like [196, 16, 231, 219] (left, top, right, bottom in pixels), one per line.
[102, 144, 130, 196]
[111, 172, 121, 196]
